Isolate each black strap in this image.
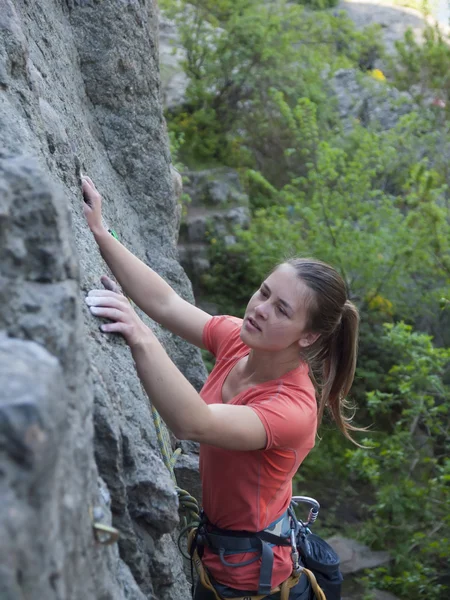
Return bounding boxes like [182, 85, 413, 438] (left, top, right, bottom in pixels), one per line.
[258, 538, 274, 594]
[203, 530, 290, 552]
[196, 513, 291, 595]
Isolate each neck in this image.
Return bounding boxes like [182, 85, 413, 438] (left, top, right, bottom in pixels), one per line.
[242, 346, 302, 384]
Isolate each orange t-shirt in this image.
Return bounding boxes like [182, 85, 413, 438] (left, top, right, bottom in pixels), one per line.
[199, 315, 318, 591]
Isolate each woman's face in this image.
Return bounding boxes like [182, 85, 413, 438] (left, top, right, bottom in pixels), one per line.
[241, 264, 317, 352]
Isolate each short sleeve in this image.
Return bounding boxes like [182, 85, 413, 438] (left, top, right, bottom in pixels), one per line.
[249, 385, 317, 450]
[202, 315, 243, 358]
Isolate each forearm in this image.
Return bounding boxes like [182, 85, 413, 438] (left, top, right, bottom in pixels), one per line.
[131, 335, 210, 440]
[93, 228, 176, 322]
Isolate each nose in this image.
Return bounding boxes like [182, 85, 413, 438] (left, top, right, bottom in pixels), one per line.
[255, 301, 269, 320]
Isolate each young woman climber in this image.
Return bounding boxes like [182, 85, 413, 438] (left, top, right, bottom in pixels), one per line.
[81, 175, 360, 600]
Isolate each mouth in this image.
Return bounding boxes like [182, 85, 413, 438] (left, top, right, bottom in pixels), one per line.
[246, 316, 262, 332]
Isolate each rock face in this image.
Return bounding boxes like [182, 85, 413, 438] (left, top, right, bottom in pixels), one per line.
[0, 1, 206, 599]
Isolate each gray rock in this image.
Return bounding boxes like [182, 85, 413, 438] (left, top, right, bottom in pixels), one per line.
[338, 0, 449, 61]
[224, 235, 237, 247]
[158, 13, 189, 110]
[326, 535, 391, 574]
[192, 255, 211, 275]
[227, 206, 250, 228]
[184, 167, 249, 207]
[0, 1, 206, 597]
[178, 168, 250, 293]
[330, 69, 414, 131]
[174, 450, 202, 509]
[187, 215, 210, 244]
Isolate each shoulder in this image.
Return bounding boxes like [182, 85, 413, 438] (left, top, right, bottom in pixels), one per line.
[248, 375, 317, 450]
[202, 315, 245, 358]
[252, 378, 316, 417]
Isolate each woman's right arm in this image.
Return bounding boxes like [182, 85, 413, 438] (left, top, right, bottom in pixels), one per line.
[82, 176, 211, 348]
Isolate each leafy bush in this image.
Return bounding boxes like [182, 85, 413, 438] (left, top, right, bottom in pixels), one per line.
[204, 97, 450, 328]
[162, 0, 383, 167]
[295, 0, 339, 9]
[390, 24, 450, 111]
[347, 323, 450, 597]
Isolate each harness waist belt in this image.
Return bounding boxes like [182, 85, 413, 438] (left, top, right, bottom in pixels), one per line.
[196, 510, 292, 595]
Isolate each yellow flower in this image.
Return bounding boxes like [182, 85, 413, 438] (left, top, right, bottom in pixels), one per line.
[370, 69, 386, 82]
[211, 238, 217, 245]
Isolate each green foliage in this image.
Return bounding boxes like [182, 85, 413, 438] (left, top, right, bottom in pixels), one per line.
[391, 24, 450, 111]
[243, 169, 277, 210]
[162, 0, 383, 166]
[205, 98, 450, 326]
[347, 323, 450, 597]
[295, 0, 338, 9]
[201, 348, 215, 373]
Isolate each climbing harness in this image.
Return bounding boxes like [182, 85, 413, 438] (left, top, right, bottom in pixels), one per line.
[187, 497, 332, 600]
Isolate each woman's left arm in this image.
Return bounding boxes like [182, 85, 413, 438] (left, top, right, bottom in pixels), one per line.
[86, 289, 267, 451]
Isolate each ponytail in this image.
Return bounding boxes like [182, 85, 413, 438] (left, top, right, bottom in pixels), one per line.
[316, 300, 362, 443]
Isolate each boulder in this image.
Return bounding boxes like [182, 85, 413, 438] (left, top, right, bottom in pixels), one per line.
[184, 167, 249, 207]
[326, 535, 390, 574]
[330, 69, 414, 131]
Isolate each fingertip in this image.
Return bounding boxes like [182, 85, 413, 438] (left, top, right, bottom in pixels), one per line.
[87, 289, 101, 297]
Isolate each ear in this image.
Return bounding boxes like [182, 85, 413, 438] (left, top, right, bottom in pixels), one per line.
[298, 332, 320, 348]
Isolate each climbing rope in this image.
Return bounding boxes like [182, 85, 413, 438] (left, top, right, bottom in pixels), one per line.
[149, 397, 201, 552]
[107, 228, 202, 545]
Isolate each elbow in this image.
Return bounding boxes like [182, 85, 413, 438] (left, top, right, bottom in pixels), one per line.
[172, 405, 212, 443]
[172, 418, 208, 443]
[171, 426, 188, 441]
[172, 426, 201, 443]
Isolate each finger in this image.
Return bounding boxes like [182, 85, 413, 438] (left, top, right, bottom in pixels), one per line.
[85, 295, 127, 309]
[87, 289, 125, 299]
[82, 175, 95, 188]
[100, 322, 129, 334]
[88, 306, 126, 321]
[101, 275, 122, 294]
[81, 180, 94, 207]
[81, 178, 93, 191]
